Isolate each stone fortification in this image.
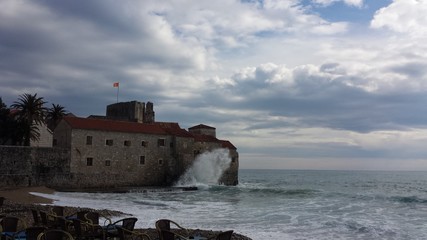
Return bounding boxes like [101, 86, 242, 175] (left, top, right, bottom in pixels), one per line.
[0, 146, 70, 188]
[0, 100, 239, 190]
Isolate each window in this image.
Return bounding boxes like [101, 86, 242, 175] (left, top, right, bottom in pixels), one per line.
[86, 157, 93, 166]
[52, 139, 57, 146]
[105, 160, 111, 166]
[139, 156, 145, 165]
[106, 139, 113, 146]
[157, 139, 165, 147]
[232, 157, 237, 163]
[124, 140, 131, 146]
[141, 141, 148, 147]
[86, 136, 93, 145]
[170, 142, 174, 148]
[158, 159, 163, 165]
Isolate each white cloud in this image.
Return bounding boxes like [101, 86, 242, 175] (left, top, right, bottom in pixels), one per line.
[371, 0, 427, 36]
[312, 0, 364, 8]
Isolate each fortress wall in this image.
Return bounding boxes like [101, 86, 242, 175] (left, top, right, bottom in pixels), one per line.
[0, 146, 70, 188]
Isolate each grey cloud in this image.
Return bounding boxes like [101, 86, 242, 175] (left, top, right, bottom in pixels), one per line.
[195, 63, 427, 133]
[388, 62, 427, 79]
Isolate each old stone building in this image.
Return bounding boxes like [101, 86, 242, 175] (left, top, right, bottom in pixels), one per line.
[52, 101, 239, 189]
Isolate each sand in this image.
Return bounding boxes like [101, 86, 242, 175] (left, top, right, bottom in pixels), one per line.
[0, 186, 55, 204]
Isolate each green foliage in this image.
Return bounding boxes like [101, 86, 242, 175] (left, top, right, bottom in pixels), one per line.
[46, 103, 68, 131]
[1, 94, 68, 146]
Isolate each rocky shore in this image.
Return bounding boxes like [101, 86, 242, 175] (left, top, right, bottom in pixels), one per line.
[0, 187, 252, 240]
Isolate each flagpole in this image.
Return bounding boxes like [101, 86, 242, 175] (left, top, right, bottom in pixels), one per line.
[116, 84, 119, 103]
[113, 82, 120, 103]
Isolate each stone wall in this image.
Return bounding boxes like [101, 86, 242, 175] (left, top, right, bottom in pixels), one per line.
[68, 129, 175, 186]
[219, 149, 239, 185]
[0, 146, 70, 188]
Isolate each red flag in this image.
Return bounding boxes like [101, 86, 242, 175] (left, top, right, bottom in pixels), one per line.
[113, 82, 119, 87]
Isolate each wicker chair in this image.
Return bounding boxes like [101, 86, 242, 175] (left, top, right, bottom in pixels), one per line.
[105, 217, 138, 239]
[155, 219, 189, 240]
[84, 211, 112, 226]
[72, 218, 105, 240]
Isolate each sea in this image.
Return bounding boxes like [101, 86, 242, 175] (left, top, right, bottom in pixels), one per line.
[33, 152, 427, 239]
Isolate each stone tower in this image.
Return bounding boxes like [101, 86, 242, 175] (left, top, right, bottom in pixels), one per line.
[106, 101, 155, 123]
[144, 101, 155, 123]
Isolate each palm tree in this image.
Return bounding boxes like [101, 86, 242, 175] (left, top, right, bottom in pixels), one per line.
[46, 103, 68, 130]
[11, 93, 47, 146]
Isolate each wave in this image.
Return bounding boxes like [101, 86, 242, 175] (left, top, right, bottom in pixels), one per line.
[391, 196, 427, 204]
[132, 200, 169, 207]
[205, 183, 319, 198]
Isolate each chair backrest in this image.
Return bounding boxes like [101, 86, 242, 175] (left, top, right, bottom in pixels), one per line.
[39, 211, 49, 226]
[55, 217, 72, 231]
[155, 219, 171, 231]
[71, 219, 84, 239]
[76, 211, 90, 221]
[23, 226, 47, 240]
[52, 206, 64, 217]
[31, 209, 41, 226]
[0, 216, 19, 232]
[84, 212, 99, 225]
[37, 229, 74, 240]
[216, 230, 233, 240]
[121, 217, 138, 231]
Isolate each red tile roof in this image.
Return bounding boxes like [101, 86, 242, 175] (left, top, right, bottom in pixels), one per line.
[192, 134, 218, 142]
[220, 140, 237, 150]
[62, 117, 237, 149]
[154, 122, 194, 138]
[191, 133, 237, 150]
[62, 116, 168, 135]
[189, 124, 216, 130]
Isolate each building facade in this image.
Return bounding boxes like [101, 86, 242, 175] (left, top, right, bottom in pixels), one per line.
[52, 101, 239, 189]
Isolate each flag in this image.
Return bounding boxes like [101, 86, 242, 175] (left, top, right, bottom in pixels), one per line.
[113, 82, 119, 87]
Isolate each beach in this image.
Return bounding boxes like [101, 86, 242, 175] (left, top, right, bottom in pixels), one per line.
[0, 186, 252, 240]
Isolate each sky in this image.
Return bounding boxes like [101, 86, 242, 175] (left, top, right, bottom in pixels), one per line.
[1, 0, 427, 171]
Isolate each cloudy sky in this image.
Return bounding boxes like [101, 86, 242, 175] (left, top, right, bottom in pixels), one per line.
[2, 0, 427, 171]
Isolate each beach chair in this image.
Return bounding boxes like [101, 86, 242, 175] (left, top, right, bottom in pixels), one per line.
[155, 219, 189, 240]
[105, 217, 138, 239]
[36, 229, 74, 240]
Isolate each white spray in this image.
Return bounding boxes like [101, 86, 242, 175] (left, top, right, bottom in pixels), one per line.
[175, 148, 231, 187]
